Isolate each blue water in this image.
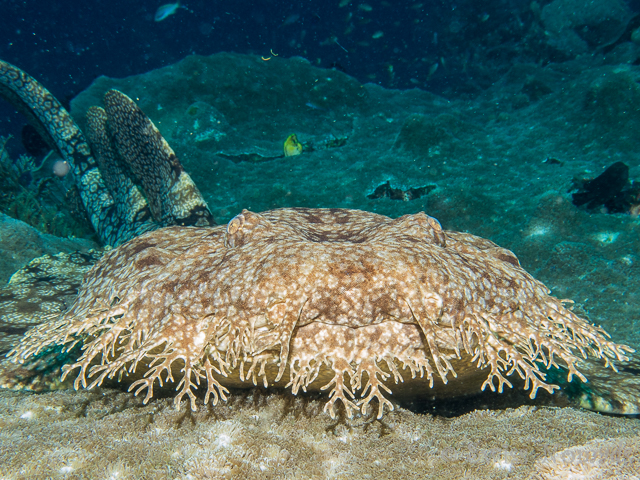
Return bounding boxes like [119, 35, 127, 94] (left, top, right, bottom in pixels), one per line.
[0, 0, 586, 143]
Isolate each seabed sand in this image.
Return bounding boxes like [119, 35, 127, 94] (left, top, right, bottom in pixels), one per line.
[0, 387, 638, 479]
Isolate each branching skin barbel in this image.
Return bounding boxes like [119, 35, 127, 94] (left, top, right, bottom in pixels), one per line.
[8, 208, 632, 418]
[1, 58, 639, 419]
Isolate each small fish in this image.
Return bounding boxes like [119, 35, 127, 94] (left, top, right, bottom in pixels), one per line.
[281, 14, 300, 27]
[305, 102, 325, 111]
[155, 2, 181, 22]
[283, 134, 303, 157]
[372, 31, 384, 39]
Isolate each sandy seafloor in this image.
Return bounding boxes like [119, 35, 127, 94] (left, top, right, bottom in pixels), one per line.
[1, 52, 640, 478]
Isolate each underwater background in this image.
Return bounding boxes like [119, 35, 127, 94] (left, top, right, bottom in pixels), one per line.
[1, 0, 640, 478]
[2, 0, 639, 139]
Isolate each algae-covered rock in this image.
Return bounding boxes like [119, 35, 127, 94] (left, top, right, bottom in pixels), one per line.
[0, 137, 96, 243]
[0, 214, 97, 283]
[541, 0, 632, 55]
[173, 100, 231, 149]
[71, 53, 365, 161]
[584, 70, 640, 130]
[393, 113, 478, 160]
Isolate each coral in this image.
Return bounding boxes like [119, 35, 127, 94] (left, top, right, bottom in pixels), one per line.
[0, 60, 214, 247]
[0, 135, 93, 239]
[8, 208, 632, 419]
[571, 162, 630, 212]
[0, 58, 118, 243]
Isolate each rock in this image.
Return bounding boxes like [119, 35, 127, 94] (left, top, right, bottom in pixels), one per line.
[0, 213, 98, 283]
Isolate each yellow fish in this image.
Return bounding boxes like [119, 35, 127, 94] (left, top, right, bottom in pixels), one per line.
[283, 134, 303, 157]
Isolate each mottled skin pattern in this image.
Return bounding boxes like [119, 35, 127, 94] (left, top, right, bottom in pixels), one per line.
[9, 208, 631, 418]
[0, 251, 103, 356]
[100, 90, 215, 228]
[0, 60, 214, 245]
[0, 59, 116, 243]
[84, 105, 157, 241]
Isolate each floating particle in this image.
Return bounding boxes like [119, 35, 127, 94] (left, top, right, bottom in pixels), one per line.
[52, 160, 71, 178]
